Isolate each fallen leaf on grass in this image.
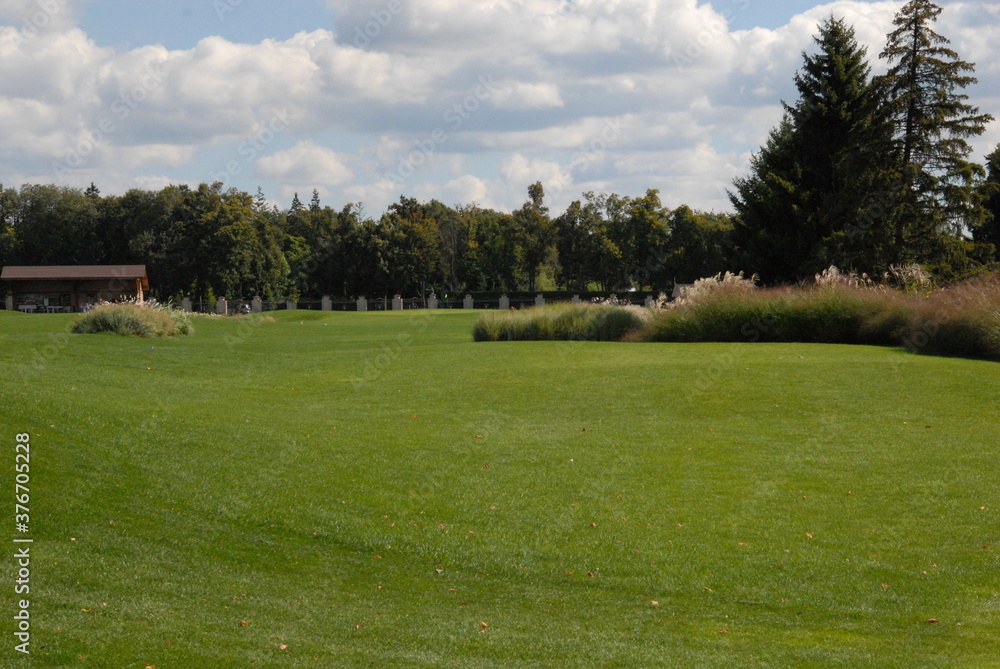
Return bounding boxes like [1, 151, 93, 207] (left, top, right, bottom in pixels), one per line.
[927, 619, 939, 624]
[279, 644, 288, 650]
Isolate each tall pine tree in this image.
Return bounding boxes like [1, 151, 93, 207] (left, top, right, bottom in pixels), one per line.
[877, 0, 994, 267]
[731, 17, 895, 282]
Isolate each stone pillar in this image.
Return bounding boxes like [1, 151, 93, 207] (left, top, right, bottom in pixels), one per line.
[286, 300, 297, 311]
[645, 295, 655, 309]
[428, 293, 439, 309]
[392, 295, 403, 311]
[252, 296, 262, 313]
[463, 294, 474, 309]
[535, 294, 545, 307]
[216, 297, 227, 315]
[6, 294, 15, 311]
[572, 294, 581, 305]
[357, 297, 368, 312]
[498, 294, 510, 310]
[322, 295, 332, 311]
[181, 296, 192, 312]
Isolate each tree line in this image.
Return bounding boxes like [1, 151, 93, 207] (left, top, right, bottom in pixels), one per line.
[0, 181, 734, 301]
[1, 1, 998, 301]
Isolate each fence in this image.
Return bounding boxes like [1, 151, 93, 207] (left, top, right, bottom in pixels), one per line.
[2, 292, 658, 314]
[166, 293, 657, 314]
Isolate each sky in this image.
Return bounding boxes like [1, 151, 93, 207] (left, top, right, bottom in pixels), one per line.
[1, 0, 998, 216]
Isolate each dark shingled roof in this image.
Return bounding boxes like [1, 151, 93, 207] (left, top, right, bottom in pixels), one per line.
[1, 265, 149, 289]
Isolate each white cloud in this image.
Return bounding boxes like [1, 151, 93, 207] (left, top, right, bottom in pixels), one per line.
[492, 81, 564, 110]
[256, 140, 354, 186]
[0, 0, 81, 32]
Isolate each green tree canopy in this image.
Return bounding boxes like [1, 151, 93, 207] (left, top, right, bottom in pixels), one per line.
[877, 0, 994, 266]
[731, 17, 898, 282]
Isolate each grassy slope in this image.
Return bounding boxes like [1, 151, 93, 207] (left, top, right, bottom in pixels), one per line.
[1, 309, 998, 667]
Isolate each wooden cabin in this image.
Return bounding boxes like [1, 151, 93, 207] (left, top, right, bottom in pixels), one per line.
[1, 265, 149, 313]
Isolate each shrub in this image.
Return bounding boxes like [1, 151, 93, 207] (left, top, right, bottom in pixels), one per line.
[71, 301, 194, 337]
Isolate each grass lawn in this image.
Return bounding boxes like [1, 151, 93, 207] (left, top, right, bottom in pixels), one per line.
[1, 308, 998, 667]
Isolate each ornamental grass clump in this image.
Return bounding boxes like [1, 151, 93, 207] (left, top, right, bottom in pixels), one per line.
[71, 300, 194, 337]
[473, 303, 643, 342]
[642, 267, 999, 360]
[908, 275, 1000, 360]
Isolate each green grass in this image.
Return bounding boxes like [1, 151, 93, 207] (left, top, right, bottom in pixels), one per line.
[1, 309, 999, 667]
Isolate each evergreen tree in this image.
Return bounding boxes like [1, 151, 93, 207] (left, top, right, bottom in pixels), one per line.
[788, 17, 898, 274]
[731, 17, 896, 282]
[729, 116, 807, 283]
[974, 144, 1000, 261]
[877, 0, 994, 266]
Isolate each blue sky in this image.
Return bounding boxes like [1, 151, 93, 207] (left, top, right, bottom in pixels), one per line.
[2, 1, 997, 214]
[75, 1, 829, 48]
